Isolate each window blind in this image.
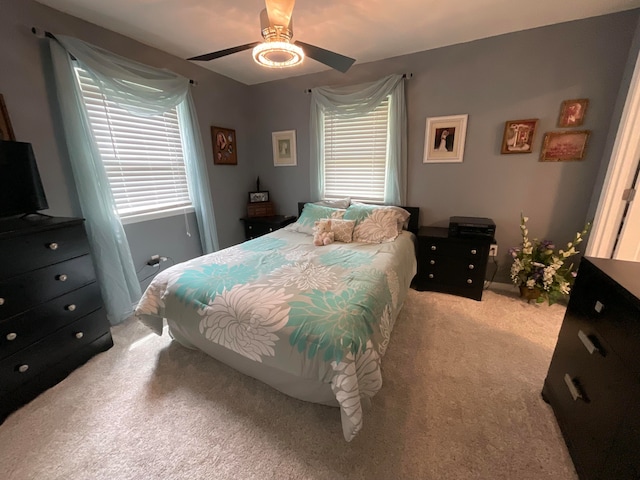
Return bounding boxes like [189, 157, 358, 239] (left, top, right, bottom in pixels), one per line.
[323, 98, 389, 203]
[74, 67, 192, 221]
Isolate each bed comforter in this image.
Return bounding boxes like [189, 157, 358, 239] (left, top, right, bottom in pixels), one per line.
[136, 228, 416, 440]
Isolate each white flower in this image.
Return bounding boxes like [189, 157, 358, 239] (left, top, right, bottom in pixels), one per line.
[526, 278, 535, 288]
[269, 262, 337, 290]
[198, 284, 292, 362]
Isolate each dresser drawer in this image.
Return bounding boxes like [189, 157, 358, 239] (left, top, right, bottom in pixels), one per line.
[0, 255, 96, 321]
[420, 256, 484, 288]
[420, 238, 486, 258]
[0, 224, 90, 280]
[0, 282, 103, 360]
[545, 314, 633, 477]
[0, 308, 109, 394]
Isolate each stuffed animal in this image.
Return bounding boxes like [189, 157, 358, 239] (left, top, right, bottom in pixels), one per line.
[313, 219, 335, 246]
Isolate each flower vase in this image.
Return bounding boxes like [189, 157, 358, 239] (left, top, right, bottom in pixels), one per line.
[519, 285, 542, 303]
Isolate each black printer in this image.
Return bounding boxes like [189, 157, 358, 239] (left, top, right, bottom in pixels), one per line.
[449, 216, 496, 239]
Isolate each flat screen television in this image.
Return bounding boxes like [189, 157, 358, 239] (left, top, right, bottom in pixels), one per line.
[0, 141, 49, 218]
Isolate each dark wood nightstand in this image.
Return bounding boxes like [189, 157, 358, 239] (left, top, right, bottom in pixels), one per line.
[240, 215, 296, 240]
[413, 226, 492, 301]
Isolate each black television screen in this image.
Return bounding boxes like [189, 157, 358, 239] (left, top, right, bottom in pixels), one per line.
[0, 141, 49, 218]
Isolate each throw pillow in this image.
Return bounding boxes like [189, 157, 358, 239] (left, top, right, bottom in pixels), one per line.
[329, 219, 356, 243]
[285, 203, 346, 235]
[344, 204, 410, 243]
[314, 197, 351, 209]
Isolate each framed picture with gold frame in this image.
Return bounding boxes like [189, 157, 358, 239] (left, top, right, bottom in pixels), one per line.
[557, 99, 589, 127]
[540, 131, 590, 162]
[0, 94, 16, 141]
[211, 126, 237, 165]
[500, 119, 538, 154]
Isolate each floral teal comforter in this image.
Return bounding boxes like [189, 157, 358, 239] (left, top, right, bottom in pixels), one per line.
[135, 229, 416, 440]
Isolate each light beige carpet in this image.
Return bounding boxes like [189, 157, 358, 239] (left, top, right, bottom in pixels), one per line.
[0, 286, 578, 480]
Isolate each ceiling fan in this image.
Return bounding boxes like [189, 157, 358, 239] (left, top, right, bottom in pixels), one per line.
[187, 0, 355, 73]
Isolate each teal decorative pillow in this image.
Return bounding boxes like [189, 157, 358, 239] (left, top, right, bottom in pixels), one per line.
[285, 203, 346, 235]
[344, 204, 410, 243]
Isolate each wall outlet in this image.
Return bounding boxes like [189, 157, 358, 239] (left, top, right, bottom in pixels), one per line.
[147, 254, 160, 266]
[489, 244, 498, 257]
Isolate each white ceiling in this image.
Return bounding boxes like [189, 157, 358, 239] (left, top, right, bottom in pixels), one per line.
[36, 0, 640, 85]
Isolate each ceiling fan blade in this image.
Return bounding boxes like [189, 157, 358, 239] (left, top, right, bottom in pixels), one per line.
[294, 41, 355, 73]
[265, 0, 296, 27]
[187, 42, 260, 62]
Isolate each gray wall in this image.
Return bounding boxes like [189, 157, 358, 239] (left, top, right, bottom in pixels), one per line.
[1, 0, 255, 282]
[2, 1, 639, 286]
[248, 10, 640, 282]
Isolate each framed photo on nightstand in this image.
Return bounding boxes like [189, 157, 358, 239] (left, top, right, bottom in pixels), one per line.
[249, 191, 269, 203]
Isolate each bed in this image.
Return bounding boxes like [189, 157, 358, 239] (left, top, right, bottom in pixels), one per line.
[135, 202, 418, 440]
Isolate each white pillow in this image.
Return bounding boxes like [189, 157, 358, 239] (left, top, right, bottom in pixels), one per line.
[344, 204, 410, 243]
[314, 197, 351, 209]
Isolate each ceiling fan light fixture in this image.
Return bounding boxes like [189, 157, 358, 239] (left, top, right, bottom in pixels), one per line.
[252, 41, 304, 68]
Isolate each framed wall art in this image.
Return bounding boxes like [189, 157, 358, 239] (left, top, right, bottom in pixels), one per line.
[211, 126, 237, 165]
[500, 119, 538, 154]
[248, 191, 269, 203]
[272, 130, 297, 166]
[540, 130, 590, 162]
[557, 99, 589, 127]
[0, 94, 16, 141]
[423, 114, 468, 163]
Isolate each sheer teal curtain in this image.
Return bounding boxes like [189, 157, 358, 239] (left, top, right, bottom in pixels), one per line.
[309, 74, 407, 205]
[48, 35, 218, 324]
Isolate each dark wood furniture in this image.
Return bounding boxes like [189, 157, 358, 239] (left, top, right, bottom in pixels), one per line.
[412, 226, 491, 301]
[240, 215, 297, 240]
[0, 215, 113, 422]
[542, 257, 640, 479]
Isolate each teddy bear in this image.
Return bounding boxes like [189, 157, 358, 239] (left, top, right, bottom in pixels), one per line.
[313, 219, 335, 246]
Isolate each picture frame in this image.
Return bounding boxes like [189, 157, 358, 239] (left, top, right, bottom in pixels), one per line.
[248, 191, 269, 203]
[423, 114, 468, 163]
[500, 119, 538, 154]
[272, 130, 297, 166]
[557, 98, 589, 127]
[540, 130, 591, 162]
[211, 126, 237, 165]
[0, 94, 16, 141]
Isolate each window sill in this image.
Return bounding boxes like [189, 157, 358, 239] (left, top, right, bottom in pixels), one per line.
[120, 206, 195, 225]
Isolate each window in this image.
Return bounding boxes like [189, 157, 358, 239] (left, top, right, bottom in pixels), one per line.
[323, 98, 389, 203]
[74, 67, 192, 223]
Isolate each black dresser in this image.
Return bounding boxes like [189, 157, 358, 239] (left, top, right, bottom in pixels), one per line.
[542, 257, 640, 479]
[413, 226, 491, 301]
[240, 215, 296, 240]
[0, 215, 113, 422]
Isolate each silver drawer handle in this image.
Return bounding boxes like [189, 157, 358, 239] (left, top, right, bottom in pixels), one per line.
[57, 274, 68, 282]
[468, 264, 475, 270]
[470, 249, 477, 255]
[18, 364, 29, 373]
[0, 297, 4, 306]
[248, 225, 253, 230]
[594, 301, 604, 313]
[6, 332, 17, 341]
[75, 332, 84, 339]
[577, 330, 599, 355]
[467, 279, 473, 284]
[430, 260, 435, 265]
[430, 245, 437, 251]
[48, 242, 59, 250]
[269, 228, 273, 232]
[428, 274, 434, 279]
[564, 374, 582, 401]
[66, 304, 77, 312]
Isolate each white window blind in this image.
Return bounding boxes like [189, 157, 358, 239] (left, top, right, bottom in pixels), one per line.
[323, 98, 389, 203]
[74, 67, 192, 222]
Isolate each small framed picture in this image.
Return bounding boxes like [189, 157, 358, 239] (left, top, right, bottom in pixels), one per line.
[423, 114, 468, 163]
[0, 94, 16, 141]
[249, 191, 269, 203]
[500, 119, 538, 154]
[540, 130, 591, 162]
[211, 126, 237, 165]
[272, 130, 297, 166]
[557, 99, 589, 127]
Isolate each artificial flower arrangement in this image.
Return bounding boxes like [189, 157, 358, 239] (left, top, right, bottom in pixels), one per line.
[510, 214, 591, 305]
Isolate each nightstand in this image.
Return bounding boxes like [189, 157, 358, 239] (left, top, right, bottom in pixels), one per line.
[240, 215, 296, 240]
[413, 226, 492, 301]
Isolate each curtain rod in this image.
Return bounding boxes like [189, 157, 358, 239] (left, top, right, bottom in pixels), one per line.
[304, 73, 412, 94]
[30, 27, 197, 85]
